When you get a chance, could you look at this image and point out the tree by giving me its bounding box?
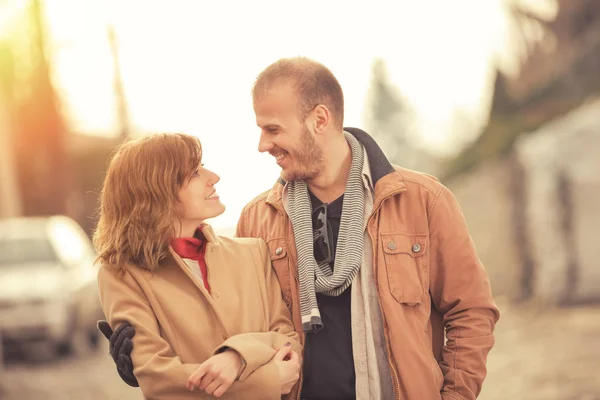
[363,58,421,168]
[7,0,71,216]
[443,0,600,180]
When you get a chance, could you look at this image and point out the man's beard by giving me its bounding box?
[281,125,324,182]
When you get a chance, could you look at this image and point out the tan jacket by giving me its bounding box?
[236,128,500,400]
[97,224,301,400]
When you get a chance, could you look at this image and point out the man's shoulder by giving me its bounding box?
[392,165,446,197]
[240,187,275,215]
[237,183,285,238]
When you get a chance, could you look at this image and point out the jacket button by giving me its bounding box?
[387,242,397,251]
[412,243,421,253]
[275,247,283,255]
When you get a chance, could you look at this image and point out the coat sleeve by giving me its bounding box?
[214,239,302,381]
[428,186,501,400]
[97,265,281,400]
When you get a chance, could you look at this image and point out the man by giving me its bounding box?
[101,57,500,400]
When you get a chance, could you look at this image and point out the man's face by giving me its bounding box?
[253,83,324,182]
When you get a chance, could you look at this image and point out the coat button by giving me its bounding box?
[412,243,422,253]
[275,247,283,255]
[387,242,397,251]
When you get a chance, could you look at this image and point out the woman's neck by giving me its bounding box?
[176,220,202,238]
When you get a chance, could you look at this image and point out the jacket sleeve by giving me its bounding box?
[214,239,302,381]
[97,265,281,400]
[428,186,501,400]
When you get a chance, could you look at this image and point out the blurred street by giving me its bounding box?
[0,335,143,400]
[1,302,599,400]
[480,302,600,400]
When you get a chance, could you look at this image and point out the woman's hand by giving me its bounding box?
[187,349,244,397]
[272,344,301,394]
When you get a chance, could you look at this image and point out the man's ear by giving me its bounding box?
[312,104,331,134]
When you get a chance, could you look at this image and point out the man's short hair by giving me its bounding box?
[253,57,344,129]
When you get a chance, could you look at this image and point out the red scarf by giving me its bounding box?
[170,228,211,293]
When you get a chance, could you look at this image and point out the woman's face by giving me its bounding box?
[177,163,225,226]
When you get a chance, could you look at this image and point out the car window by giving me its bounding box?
[0,238,59,266]
[49,219,95,266]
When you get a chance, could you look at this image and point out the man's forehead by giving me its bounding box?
[254,84,299,126]
[255,81,298,105]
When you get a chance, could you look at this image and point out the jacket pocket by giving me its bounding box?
[381,233,428,305]
[266,237,292,308]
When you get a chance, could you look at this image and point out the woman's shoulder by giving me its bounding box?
[217,235,265,250]
[97,260,154,283]
[202,224,264,249]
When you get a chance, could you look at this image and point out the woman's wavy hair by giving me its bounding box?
[93,133,202,271]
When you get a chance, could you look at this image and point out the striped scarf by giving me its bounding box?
[288,132,365,333]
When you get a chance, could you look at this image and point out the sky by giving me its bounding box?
[7,0,557,231]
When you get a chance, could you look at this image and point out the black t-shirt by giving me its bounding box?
[301,191,355,400]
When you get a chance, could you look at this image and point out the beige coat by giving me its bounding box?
[97,224,301,400]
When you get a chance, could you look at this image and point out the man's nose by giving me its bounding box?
[258,132,273,153]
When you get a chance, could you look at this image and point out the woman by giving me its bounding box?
[94,133,301,399]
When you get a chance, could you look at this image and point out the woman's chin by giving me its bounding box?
[189,202,226,223]
[207,202,226,219]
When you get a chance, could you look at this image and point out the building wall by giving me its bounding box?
[448,97,600,304]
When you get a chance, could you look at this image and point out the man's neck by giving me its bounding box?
[307,132,351,203]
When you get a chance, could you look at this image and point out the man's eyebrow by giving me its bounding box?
[261,123,281,130]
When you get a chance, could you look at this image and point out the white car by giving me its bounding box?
[0,215,103,356]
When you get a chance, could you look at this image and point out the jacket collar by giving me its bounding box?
[198,223,218,244]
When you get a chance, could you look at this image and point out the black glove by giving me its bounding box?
[97,320,139,387]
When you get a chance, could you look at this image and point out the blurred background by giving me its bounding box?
[0,0,599,399]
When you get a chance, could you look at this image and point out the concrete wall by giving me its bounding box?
[448,97,600,304]
[448,158,523,301]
